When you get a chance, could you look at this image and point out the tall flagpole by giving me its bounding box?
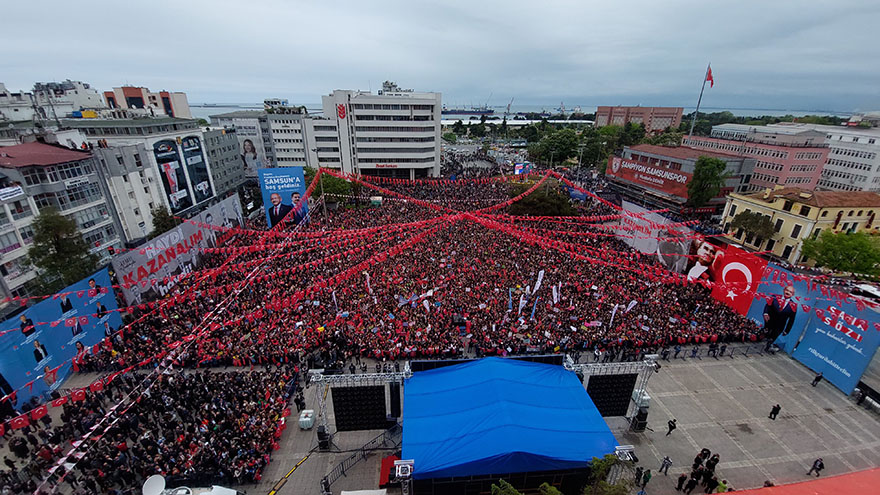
[688,63,711,138]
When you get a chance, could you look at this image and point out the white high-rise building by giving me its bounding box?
[321,81,441,178]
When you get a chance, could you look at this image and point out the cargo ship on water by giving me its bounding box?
[441,105,495,116]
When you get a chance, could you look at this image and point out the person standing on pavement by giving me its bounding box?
[667,418,677,436]
[704,476,719,493]
[811,372,824,387]
[642,469,652,488]
[769,404,781,420]
[716,479,729,492]
[807,458,824,476]
[684,474,699,495]
[676,472,688,491]
[635,466,643,486]
[661,456,673,475]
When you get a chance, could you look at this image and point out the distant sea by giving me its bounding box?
[190,103,852,121]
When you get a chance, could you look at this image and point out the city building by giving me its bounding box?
[203,128,245,195]
[605,144,756,215]
[721,187,880,264]
[754,123,880,192]
[595,106,683,133]
[1,80,106,123]
[0,142,123,301]
[321,80,442,178]
[103,86,193,119]
[210,110,276,176]
[267,108,311,167]
[683,123,829,192]
[63,117,218,225]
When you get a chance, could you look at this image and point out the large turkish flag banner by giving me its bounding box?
[711,246,769,315]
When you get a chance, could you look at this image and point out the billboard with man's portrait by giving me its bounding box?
[258,168,308,229]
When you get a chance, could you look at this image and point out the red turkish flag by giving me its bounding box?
[51,396,69,408]
[71,389,86,401]
[30,405,48,421]
[89,380,104,393]
[710,246,768,315]
[706,65,714,88]
[9,414,30,430]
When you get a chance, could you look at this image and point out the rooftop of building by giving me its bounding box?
[597,105,683,110]
[740,187,880,208]
[209,110,265,119]
[628,143,743,160]
[712,122,825,136]
[0,141,90,168]
[62,117,195,127]
[766,122,880,137]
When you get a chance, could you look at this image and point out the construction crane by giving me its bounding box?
[504,97,514,119]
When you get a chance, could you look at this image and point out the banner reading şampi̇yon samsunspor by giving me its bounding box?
[112,195,243,306]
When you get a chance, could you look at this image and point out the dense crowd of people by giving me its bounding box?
[0,173,772,493]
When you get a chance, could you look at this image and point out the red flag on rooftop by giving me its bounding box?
[706,65,714,88]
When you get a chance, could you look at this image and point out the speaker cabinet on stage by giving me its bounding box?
[317,425,331,449]
[389,382,401,418]
[631,407,648,432]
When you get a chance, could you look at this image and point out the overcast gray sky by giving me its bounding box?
[2,0,878,112]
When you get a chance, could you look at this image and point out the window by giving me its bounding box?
[19,225,34,244]
[774,219,784,232]
[781,245,793,260]
[799,205,811,216]
[821,210,828,217]
[765,239,776,251]
[728,204,737,218]
[0,231,21,253]
[9,200,32,221]
[116,155,124,165]
[812,229,821,240]
[782,200,793,212]
[134,153,143,167]
[791,225,802,238]
[858,210,864,216]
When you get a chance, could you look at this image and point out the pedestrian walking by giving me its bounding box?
[661,456,673,475]
[676,472,688,491]
[769,404,781,420]
[684,475,699,494]
[642,469,652,488]
[666,418,677,436]
[674,344,682,359]
[811,372,823,387]
[806,458,824,476]
[690,346,699,359]
[635,466,644,485]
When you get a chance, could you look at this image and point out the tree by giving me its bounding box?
[442,132,458,143]
[583,455,633,495]
[490,480,562,495]
[197,118,209,127]
[469,124,486,138]
[530,129,580,165]
[620,122,646,147]
[729,211,776,240]
[686,156,729,208]
[508,182,576,216]
[452,120,466,136]
[802,231,880,275]
[27,208,100,293]
[304,167,351,199]
[644,128,684,147]
[150,205,181,239]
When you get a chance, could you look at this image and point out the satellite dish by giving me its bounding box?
[143,474,166,495]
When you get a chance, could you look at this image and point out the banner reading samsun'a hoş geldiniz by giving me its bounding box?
[111,194,242,305]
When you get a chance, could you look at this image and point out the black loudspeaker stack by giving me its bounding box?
[317,425,331,449]
[631,407,648,432]
[389,382,401,418]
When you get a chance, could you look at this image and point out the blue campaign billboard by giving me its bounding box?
[258,168,308,229]
[0,268,122,406]
[746,264,880,393]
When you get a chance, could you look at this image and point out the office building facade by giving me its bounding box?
[203,128,245,195]
[104,86,192,119]
[0,142,123,301]
[683,123,829,191]
[595,106,683,133]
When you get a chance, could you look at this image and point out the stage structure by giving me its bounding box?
[564,354,659,426]
[310,355,658,435]
[310,364,411,432]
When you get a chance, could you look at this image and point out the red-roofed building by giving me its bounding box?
[0,141,121,304]
[605,144,756,215]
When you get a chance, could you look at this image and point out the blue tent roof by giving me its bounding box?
[402,357,618,480]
